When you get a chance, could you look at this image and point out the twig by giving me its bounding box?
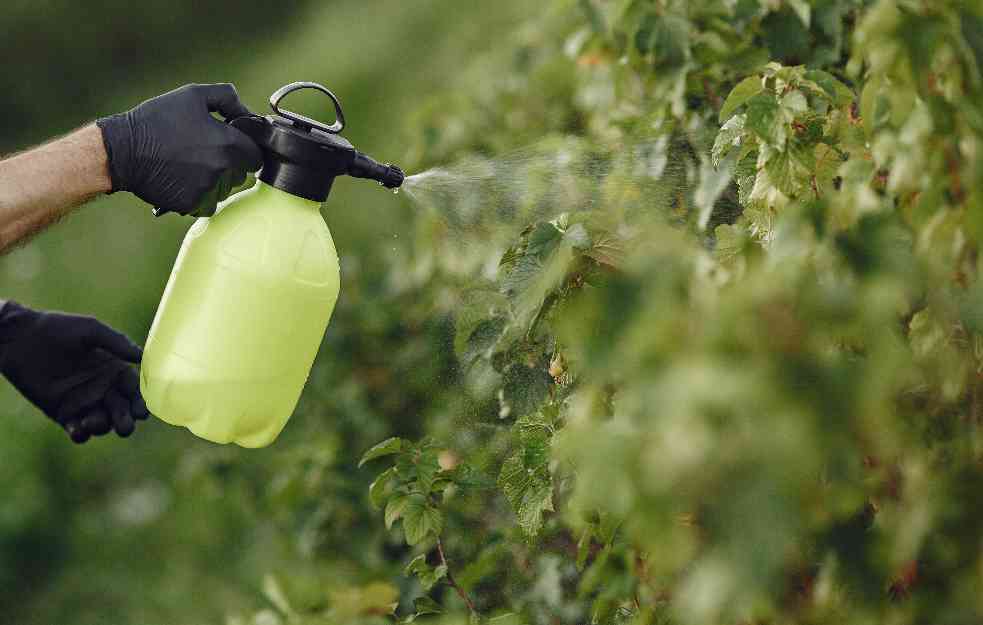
[436,536,478,616]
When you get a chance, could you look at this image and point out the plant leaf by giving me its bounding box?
[405,554,449,592]
[745,92,786,146]
[359,437,404,467]
[781,89,808,114]
[261,574,293,616]
[696,151,738,230]
[413,596,443,616]
[499,364,551,420]
[712,114,746,168]
[385,494,412,530]
[369,466,397,509]
[498,416,555,537]
[788,0,811,27]
[804,69,854,107]
[402,497,443,546]
[719,76,763,123]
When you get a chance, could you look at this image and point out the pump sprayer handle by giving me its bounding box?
[269,82,345,134]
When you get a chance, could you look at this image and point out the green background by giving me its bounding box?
[0,2,528,623]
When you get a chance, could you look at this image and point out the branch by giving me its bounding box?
[436,536,478,615]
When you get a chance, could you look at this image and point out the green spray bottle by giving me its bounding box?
[141,82,404,448]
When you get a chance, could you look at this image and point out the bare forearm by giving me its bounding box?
[0,124,111,252]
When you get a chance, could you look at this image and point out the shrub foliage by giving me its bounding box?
[236,1,983,624]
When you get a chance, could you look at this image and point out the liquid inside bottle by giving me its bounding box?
[140,181,340,447]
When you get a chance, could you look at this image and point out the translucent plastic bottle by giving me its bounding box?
[140,82,403,447]
[141,182,339,447]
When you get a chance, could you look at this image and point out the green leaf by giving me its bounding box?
[576,527,593,571]
[369,467,397,509]
[563,222,591,249]
[499,223,563,301]
[737,172,756,206]
[651,15,690,66]
[405,554,449,592]
[415,449,442,494]
[719,76,763,123]
[764,150,798,197]
[788,0,811,27]
[636,13,689,65]
[745,92,786,146]
[498,418,554,537]
[499,364,551,419]
[634,12,658,54]
[413,596,443,616]
[712,114,746,168]
[585,233,627,269]
[261,574,294,616]
[909,310,945,359]
[526,222,564,259]
[385,494,412,530]
[860,75,884,139]
[328,582,399,620]
[579,0,606,35]
[462,317,507,366]
[804,69,854,107]
[762,11,810,62]
[359,437,404,467]
[697,150,737,230]
[781,90,808,114]
[813,143,843,196]
[402,497,443,546]
[714,221,751,264]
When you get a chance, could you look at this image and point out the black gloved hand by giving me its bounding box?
[0,301,149,443]
[96,83,264,217]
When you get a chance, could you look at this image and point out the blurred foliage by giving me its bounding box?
[4,0,983,624]
[0,0,312,152]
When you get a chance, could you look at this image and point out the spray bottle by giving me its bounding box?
[140,82,404,447]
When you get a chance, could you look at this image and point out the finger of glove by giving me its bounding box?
[81,407,112,436]
[201,83,252,120]
[105,389,135,438]
[64,420,90,444]
[219,124,264,172]
[217,169,248,203]
[117,370,151,421]
[190,181,222,218]
[55,360,127,424]
[82,320,142,363]
[57,382,110,425]
[131,395,151,421]
[117,367,139,396]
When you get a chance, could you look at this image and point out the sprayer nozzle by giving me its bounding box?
[381,163,405,189]
[349,152,405,189]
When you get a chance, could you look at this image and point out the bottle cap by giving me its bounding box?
[231,82,402,202]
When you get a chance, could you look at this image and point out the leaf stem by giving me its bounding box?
[436,536,478,615]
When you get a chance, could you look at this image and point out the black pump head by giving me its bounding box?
[230,82,405,202]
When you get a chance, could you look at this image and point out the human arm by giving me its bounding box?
[0,83,263,253]
[0,125,110,253]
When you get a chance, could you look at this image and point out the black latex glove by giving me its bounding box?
[96,83,264,217]
[0,301,149,444]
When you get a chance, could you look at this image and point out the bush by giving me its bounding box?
[334,1,983,623]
